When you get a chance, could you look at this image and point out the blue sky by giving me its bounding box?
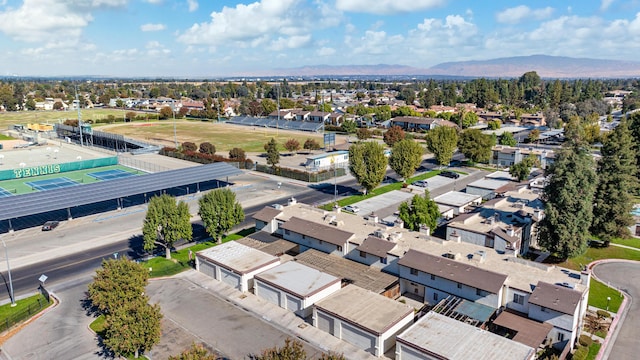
[0,0,639,77]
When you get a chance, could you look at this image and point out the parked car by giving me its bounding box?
[41,221,60,231]
[412,180,429,188]
[343,205,360,213]
[440,171,460,179]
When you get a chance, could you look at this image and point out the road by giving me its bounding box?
[592,262,640,360]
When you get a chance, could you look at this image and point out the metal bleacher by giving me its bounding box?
[227,116,324,132]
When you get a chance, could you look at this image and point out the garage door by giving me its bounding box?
[342,323,376,354]
[257,282,280,306]
[220,268,241,290]
[398,344,428,360]
[285,294,302,313]
[316,312,334,335]
[198,260,216,279]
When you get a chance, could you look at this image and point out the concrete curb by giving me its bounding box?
[588,259,637,360]
[0,292,59,346]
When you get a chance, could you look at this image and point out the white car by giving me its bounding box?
[343,205,360,213]
[412,180,429,188]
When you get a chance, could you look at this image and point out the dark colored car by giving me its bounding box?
[42,221,60,231]
[440,171,460,179]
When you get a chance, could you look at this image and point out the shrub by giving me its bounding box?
[182,142,197,152]
[303,138,321,150]
[372,129,383,136]
[596,310,611,319]
[199,142,216,155]
[578,335,593,347]
[572,346,588,360]
[229,147,246,160]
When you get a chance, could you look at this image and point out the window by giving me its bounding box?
[359,251,366,258]
[433,293,438,301]
[476,288,483,296]
[337,245,342,251]
[410,268,418,276]
[302,235,306,240]
[380,257,387,264]
[541,306,548,313]
[457,283,462,289]
[284,230,290,235]
[557,332,565,342]
[513,293,525,305]
[430,274,435,281]
[319,240,323,245]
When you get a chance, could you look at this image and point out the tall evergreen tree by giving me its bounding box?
[538,118,597,259]
[264,138,280,168]
[591,118,637,240]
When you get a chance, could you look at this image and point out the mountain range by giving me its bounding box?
[259,55,640,78]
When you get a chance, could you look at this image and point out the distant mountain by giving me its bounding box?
[250,55,640,78]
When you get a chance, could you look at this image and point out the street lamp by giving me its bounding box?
[2,238,16,307]
[607,296,611,311]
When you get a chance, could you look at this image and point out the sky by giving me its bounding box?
[0,0,639,77]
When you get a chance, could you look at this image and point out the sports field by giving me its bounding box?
[0,165,141,196]
[100,121,339,152]
[0,109,144,130]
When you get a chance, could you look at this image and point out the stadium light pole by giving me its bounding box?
[173,103,178,148]
[1,238,16,307]
[75,86,84,147]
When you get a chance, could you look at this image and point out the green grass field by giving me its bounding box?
[0,293,52,328]
[0,109,141,129]
[0,134,15,140]
[589,279,622,312]
[556,245,640,271]
[101,120,325,152]
[0,165,141,195]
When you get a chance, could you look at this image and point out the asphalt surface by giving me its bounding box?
[592,262,640,360]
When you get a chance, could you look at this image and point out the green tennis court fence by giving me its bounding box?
[0,157,118,181]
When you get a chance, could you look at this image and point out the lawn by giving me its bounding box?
[0,134,14,140]
[89,314,106,338]
[99,121,325,152]
[0,293,52,330]
[555,245,640,271]
[0,108,141,129]
[610,236,640,249]
[588,279,622,312]
[587,342,602,360]
[320,170,442,210]
[142,228,255,278]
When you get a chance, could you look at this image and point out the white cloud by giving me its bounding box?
[187,0,198,12]
[177,0,332,50]
[145,41,171,56]
[496,5,554,24]
[317,47,336,56]
[352,30,404,55]
[0,0,126,43]
[600,0,615,11]
[141,23,166,32]
[335,0,444,15]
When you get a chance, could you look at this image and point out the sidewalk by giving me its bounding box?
[173,270,380,360]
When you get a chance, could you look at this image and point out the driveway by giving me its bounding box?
[592,262,640,360]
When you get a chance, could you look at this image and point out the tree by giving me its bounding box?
[487,120,501,130]
[356,128,372,140]
[458,129,494,164]
[461,111,479,128]
[264,138,280,168]
[88,258,149,314]
[229,147,246,161]
[125,111,137,122]
[629,112,640,185]
[591,118,636,241]
[169,343,217,360]
[509,154,540,181]
[261,98,276,116]
[425,126,459,166]
[389,139,423,182]
[340,120,357,134]
[53,101,63,110]
[25,98,36,110]
[182,142,197,152]
[103,297,162,359]
[538,118,596,259]
[527,129,540,143]
[159,106,174,119]
[383,126,405,147]
[284,138,300,154]
[198,188,245,244]
[142,194,192,259]
[303,138,321,150]
[348,141,388,194]
[199,142,216,155]
[499,131,517,146]
[398,191,440,232]
[254,338,306,360]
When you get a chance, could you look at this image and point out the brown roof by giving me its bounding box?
[236,231,298,256]
[493,310,553,349]
[252,206,282,223]
[391,116,434,125]
[355,236,396,257]
[528,281,582,315]
[281,217,353,246]
[397,249,508,293]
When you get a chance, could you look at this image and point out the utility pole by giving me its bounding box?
[216,92,221,123]
[2,238,16,307]
[75,86,84,147]
[173,102,178,148]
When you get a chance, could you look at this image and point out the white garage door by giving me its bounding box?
[199,260,216,279]
[317,312,334,335]
[342,323,376,354]
[257,282,280,306]
[398,344,428,360]
[285,294,302,313]
[220,268,241,290]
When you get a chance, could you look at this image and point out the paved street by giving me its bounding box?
[592,262,640,360]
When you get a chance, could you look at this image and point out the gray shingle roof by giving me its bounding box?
[528,281,582,315]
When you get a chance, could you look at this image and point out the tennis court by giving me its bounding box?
[25,177,82,191]
[88,169,137,181]
[0,187,13,198]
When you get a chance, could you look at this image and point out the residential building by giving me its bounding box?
[304,150,349,172]
[389,116,457,132]
[491,145,556,169]
[433,191,482,215]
